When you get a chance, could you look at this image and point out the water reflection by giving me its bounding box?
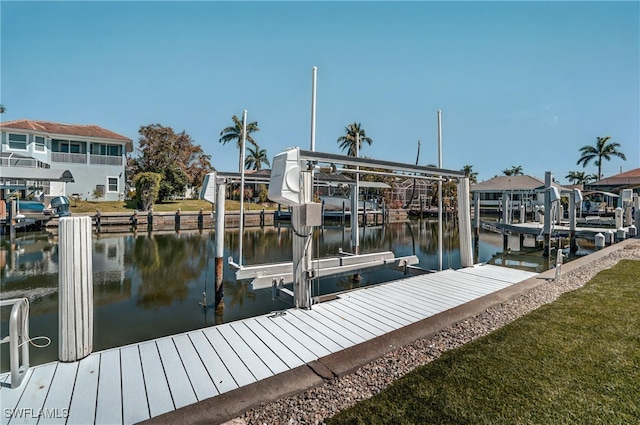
[0,220,589,371]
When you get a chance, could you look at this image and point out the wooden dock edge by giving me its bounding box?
[141,236,639,425]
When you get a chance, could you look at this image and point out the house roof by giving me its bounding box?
[471,175,570,193]
[0,119,133,151]
[588,168,640,188]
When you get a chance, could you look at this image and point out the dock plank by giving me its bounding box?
[319,301,396,334]
[120,345,150,424]
[255,314,332,358]
[330,297,408,330]
[311,303,384,338]
[9,363,56,425]
[297,308,370,345]
[188,332,238,395]
[241,319,307,368]
[66,354,100,425]
[0,370,30,425]
[138,342,174,418]
[202,327,256,388]
[343,288,428,320]
[172,334,218,401]
[95,350,122,425]
[229,322,290,375]
[37,362,78,425]
[252,316,319,363]
[156,338,197,409]
[281,313,345,353]
[216,325,273,381]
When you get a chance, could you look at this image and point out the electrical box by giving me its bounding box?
[621,189,633,203]
[300,202,322,227]
[200,172,216,204]
[268,148,301,206]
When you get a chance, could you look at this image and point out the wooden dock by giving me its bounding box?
[0,265,536,425]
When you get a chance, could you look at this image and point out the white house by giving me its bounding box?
[0,119,132,201]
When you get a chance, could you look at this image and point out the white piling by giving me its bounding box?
[457,178,473,267]
[59,216,93,362]
[604,229,614,245]
[595,232,605,249]
[628,225,637,237]
[614,207,623,229]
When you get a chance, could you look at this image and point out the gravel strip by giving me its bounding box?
[238,243,640,425]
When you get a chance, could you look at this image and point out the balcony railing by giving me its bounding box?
[90,154,123,166]
[51,152,87,164]
[49,152,123,166]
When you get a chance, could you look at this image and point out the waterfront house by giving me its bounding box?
[471,175,570,213]
[0,119,132,202]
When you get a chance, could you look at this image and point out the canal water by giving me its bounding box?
[0,220,593,371]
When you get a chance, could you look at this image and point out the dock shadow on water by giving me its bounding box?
[0,220,592,371]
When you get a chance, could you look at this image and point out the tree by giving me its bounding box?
[337,122,373,156]
[219,114,260,172]
[502,165,523,176]
[565,171,598,185]
[0,104,5,114]
[131,124,212,202]
[245,144,270,170]
[134,172,162,211]
[577,136,626,180]
[460,165,478,184]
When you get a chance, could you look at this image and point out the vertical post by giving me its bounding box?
[310,66,317,152]
[569,190,578,253]
[501,191,509,250]
[198,208,204,231]
[9,199,16,242]
[239,110,248,265]
[634,195,640,230]
[147,208,154,232]
[95,210,101,233]
[59,216,93,362]
[215,177,226,312]
[131,210,138,232]
[437,109,443,271]
[292,172,313,309]
[175,208,181,232]
[351,133,360,255]
[473,192,480,247]
[543,171,552,257]
[457,178,473,267]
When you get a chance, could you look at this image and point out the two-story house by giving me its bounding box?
[0,119,132,201]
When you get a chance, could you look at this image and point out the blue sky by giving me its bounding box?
[2,1,638,183]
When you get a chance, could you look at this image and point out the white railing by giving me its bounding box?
[51,152,87,164]
[0,298,30,388]
[90,154,122,166]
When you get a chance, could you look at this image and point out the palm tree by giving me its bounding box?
[565,170,598,185]
[0,104,5,114]
[460,165,478,184]
[337,122,372,157]
[245,144,270,170]
[219,114,260,172]
[576,136,626,180]
[502,165,523,176]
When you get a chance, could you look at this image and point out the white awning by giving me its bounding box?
[0,167,74,182]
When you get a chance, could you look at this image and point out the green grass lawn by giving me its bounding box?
[328,260,640,424]
[69,199,277,213]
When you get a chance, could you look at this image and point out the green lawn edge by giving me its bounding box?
[328,260,640,425]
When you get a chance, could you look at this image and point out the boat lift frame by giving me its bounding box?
[224,147,474,309]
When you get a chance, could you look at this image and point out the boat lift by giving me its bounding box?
[204,147,474,309]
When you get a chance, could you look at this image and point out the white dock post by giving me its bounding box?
[215,177,226,311]
[569,190,578,253]
[457,177,473,267]
[543,172,552,257]
[59,216,93,362]
[635,195,640,230]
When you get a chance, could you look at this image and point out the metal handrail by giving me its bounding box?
[0,298,30,388]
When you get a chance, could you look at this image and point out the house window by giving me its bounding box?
[107,177,118,192]
[8,133,27,150]
[35,136,46,152]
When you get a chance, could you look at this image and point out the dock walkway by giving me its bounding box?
[0,265,536,425]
